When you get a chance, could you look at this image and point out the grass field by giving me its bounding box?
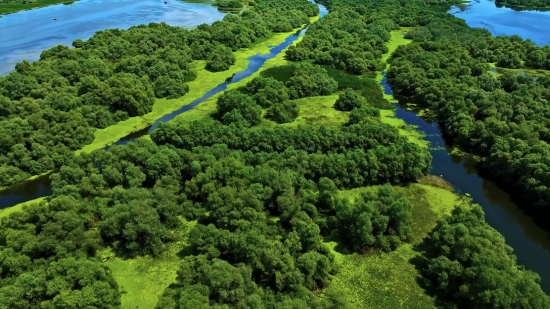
[0,0,73,15]
[104,219,197,309]
[326,183,458,309]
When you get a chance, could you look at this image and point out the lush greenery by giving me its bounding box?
[0,0,318,187]
[418,198,550,308]
[2,0,550,307]
[386,9,550,230]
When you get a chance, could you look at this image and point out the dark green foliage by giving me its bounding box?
[347,105,381,125]
[240,76,289,107]
[205,45,237,72]
[217,0,243,8]
[266,100,300,123]
[335,185,413,252]
[216,89,262,126]
[286,8,389,74]
[286,64,338,99]
[260,64,297,82]
[420,198,550,308]
[496,0,550,8]
[334,88,365,111]
[388,19,550,232]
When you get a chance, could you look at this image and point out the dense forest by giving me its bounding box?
[495,0,550,8]
[0,0,318,187]
[386,7,550,230]
[2,0,550,307]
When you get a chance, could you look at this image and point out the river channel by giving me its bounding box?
[0,0,225,75]
[2,0,550,294]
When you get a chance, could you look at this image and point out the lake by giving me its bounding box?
[0,0,225,75]
[449,0,550,45]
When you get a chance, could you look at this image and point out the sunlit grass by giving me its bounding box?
[104,219,196,309]
[327,183,458,309]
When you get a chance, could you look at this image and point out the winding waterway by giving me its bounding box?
[0,0,225,75]
[2,0,550,294]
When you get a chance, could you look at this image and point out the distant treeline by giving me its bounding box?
[495,0,550,8]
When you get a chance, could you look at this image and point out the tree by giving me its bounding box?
[334,88,365,111]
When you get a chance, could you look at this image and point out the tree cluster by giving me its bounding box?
[420,198,550,308]
[0,0,318,187]
[496,0,550,8]
[214,64,338,126]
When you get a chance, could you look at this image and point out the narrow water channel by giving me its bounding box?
[381,72,550,292]
[0,4,328,209]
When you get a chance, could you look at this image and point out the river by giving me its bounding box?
[2,0,550,294]
[0,0,225,75]
[377,0,550,291]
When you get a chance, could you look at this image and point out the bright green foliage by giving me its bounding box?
[334,88,365,111]
[422,201,550,308]
[335,185,413,252]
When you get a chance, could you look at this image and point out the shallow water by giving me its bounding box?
[0,0,225,75]
[380,74,550,292]
[449,0,550,45]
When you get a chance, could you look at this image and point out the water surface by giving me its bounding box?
[449,0,550,45]
[0,0,225,74]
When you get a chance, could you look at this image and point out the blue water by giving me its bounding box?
[380,74,550,292]
[0,0,225,75]
[449,0,550,46]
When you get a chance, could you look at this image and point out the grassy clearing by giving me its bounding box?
[0,0,74,15]
[105,219,196,309]
[0,197,45,219]
[327,183,458,309]
[256,94,344,128]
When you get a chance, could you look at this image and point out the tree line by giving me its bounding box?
[495,0,550,8]
[0,0,319,187]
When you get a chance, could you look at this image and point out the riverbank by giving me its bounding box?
[0,0,74,15]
